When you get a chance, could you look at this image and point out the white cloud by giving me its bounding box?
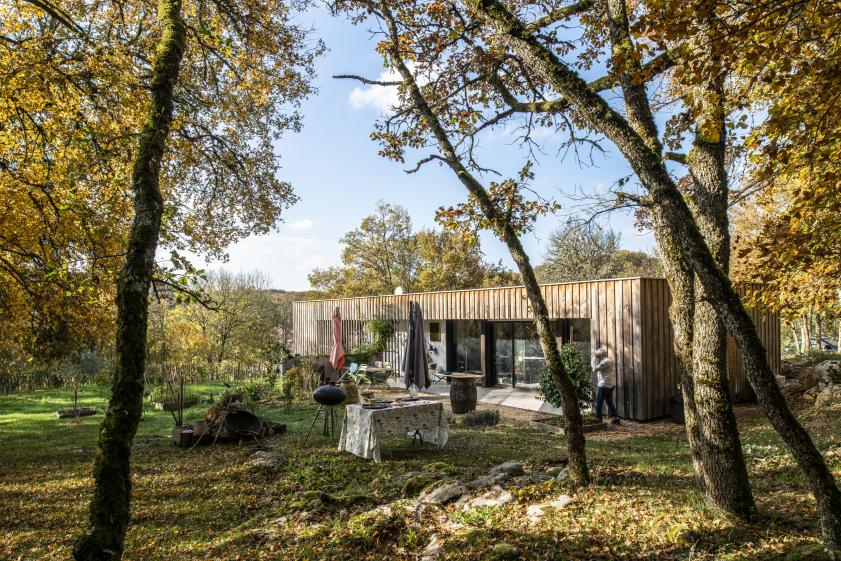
[348,69,401,113]
[287,218,315,230]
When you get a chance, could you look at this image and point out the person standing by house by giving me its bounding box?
[592,347,620,425]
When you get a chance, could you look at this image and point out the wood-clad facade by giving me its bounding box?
[292,278,780,420]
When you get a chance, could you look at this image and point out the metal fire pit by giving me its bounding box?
[223,410,263,439]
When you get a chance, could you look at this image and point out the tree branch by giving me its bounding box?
[333,74,403,86]
[526,0,595,33]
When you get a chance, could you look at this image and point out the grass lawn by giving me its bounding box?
[1,384,840,560]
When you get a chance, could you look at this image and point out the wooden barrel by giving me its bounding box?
[450,375,478,414]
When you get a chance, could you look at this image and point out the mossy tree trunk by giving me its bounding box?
[472,0,841,545]
[604,0,753,516]
[377,0,590,485]
[684,74,755,518]
[73,1,186,559]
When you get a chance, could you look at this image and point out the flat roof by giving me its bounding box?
[295,276,667,305]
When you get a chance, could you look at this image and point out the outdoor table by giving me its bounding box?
[338,400,448,461]
[364,366,393,375]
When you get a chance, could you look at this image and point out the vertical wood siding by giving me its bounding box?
[293,278,780,420]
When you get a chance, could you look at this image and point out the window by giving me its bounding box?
[429,322,441,342]
[454,320,481,372]
[569,318,591,360]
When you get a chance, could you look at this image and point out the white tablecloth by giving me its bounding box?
[338,400,448,461]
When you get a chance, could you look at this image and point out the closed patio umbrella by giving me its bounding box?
[402,301,429,389]
[330,307,345,371]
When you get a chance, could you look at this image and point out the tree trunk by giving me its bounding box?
[685,82,755,518]
[803,314,812,352]
[791,323,801,354]
[502,228,590,484]
[377,0,590,484]
[816,314,822,350]
[654,229,707,482]
[604,0,753,518]
[471,0,841,544]
[73,1,186,559]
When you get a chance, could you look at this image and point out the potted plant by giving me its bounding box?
[364,318,395,362]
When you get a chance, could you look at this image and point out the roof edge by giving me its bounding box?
[294,276,667,305]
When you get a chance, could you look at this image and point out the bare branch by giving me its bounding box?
[405,154,447,173]
[333,73,403,86]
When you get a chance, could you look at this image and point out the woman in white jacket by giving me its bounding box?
[592,347,620,424]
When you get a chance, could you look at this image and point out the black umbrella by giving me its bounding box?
[402,301,430,389]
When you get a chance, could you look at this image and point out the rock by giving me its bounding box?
[421,482,467,504]
[815,360,840,382]
[491,542,520,560]
[531,473,554,482]
[816,385,841,407]
[783,380,803,393]
[421,533,440,561]
[467,473,508,489]
[463,486,514,509]
[248,451,285,469]
[546,466,564,476]
[424,461,459,475]
[526,495,573,522]
[797,369,819,391]
[403,471,439,496]
[554,467,570,481]
[490,461,525,476]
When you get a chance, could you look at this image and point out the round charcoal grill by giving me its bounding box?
[304,384,346,444]
[313,384,346,406]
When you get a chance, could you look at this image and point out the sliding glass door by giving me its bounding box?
[492,319,591,389]
[493,322,545,388]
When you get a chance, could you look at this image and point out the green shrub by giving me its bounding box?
[241,380,268,402]
[461,409,500,427]
[279,361,319,403]
[346,346,375,365]
[364,318,395,354]
[539,343,592,410]
[147,384,201,408]
[264,370,278,394]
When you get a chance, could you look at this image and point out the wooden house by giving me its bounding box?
[292,277,780,420]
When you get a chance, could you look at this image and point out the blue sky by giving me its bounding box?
[207,5,658,291]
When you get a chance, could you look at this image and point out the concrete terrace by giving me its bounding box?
[386,378,563,415]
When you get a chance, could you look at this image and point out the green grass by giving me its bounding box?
[1,384,840,560]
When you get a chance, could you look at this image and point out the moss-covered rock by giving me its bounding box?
[402,471,440,496]
[423,461,459,475]
[491,542,520,560]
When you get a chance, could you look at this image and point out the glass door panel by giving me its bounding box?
[455,320,481,372]
[493,323,514,386]
[514,323,545,388]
